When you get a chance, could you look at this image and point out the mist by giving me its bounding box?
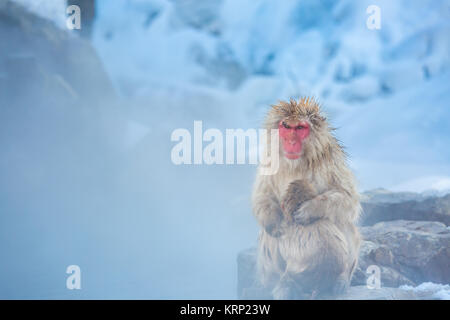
[1,0,449,299]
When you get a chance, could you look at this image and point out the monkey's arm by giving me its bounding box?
[293,188,360,225]
[252,176,286,237]
[281,179,316,223]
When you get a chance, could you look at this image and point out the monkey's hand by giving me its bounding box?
[265,214,289,238]
[281,180,316,223]
[293,189,359,225]
[293,197,325,225]
[253,195,287,238]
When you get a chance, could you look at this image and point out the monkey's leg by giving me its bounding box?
[272,272,306,300]
[257,231,286,290]
[331,222,360,295]
[279,220,356,298]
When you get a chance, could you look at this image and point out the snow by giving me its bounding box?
[88,0,450,298]
[400,282,450,300]
[3,0,450,299]
[10,0,67,28]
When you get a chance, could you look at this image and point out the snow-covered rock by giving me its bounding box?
[90,0,450,193]
[92,0,450,96]
[400,282,450,300]
[337,286,418,300]
[1,0,114,106]
[236,246,448,300]
[360,189,450,226]
[3,0,450,300]
[356,220,450,286]
[238,220,450,299]
[9,0,67,29]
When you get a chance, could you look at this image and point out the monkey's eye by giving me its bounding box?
[282,122,291,129]
[296,125,305,130]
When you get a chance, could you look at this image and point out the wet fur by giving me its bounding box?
[252,97,361,299]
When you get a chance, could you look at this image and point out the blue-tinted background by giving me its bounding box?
[1,0,449,298]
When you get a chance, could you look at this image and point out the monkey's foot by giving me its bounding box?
[272,274,310,300]
[331,278,349,296]
[309,289,319,300]
[272,284,296,300]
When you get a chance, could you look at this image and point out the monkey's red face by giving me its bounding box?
[279,120,310,160]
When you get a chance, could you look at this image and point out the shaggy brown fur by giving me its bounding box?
[252,97,361,299]
[281,180,316,223]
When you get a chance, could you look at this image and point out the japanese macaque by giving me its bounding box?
[252,97,361,299]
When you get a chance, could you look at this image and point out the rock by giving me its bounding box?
[398,282,450,300]
[0,0,115,109]
[352,240,416,288]
[360,189,450,226]
[238,221,450,299]
[337,286,418,300]
[361,188,431,203]
[236,248,423,299]
[357,220,450,286]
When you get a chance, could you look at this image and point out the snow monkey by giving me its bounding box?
[252,97,361,299]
